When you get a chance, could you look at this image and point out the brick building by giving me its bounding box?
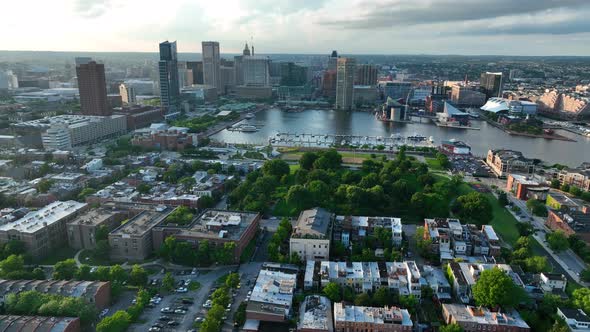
[0,316,81,332]
[442,304,530,332]
[546,209,590,244]
[334,302,413,332]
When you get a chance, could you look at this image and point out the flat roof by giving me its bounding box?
[0,315,79,332]
[292,208,332,238]
[111,205,172,237]
[0,201,87,234]
[443,304,529,329]
[299,295,332,331]
[334,302,412,326]
[68,207,119,227]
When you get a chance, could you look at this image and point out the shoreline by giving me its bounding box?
[481,115,576,142]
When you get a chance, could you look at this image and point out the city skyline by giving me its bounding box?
[2,0,590,56]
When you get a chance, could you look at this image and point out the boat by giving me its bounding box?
[428,136,435,143]
[240,125,258,132]
[245,113,255,119]
[544,129,555,135]
[407,133,427,142]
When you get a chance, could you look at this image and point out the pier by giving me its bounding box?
[269,132,435,149]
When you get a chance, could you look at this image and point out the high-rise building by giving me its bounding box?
[335,57,356,110]
[354,64,378,86]
[202,41,221,92]
[280,62,308,86]
[186,61,203,84]
[480,72,503,100]
[328,50,338,71]
[158,41,180,112]
[76,60,111,116]
[119,83,137,105]
[243,56,270,86]
[234,43,253,86]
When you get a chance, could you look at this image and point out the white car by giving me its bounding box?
[176,287,188,293]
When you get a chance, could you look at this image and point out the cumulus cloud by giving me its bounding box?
[319,0,590,31]
[73,0,112,18]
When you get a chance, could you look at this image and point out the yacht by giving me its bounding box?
[241,125,257,132]
[245,113,255,119]
[407,133,427,142]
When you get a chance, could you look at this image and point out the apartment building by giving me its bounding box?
[546,191,588,211]
[0,279,111,309]
[152,209,260,263]
[334,302,413,332]
[333,215,403,248]
[0,316,80,332]
[108,204,174,261]
[290,208,333,261]
[66,205,128,250]
[557,308,590,332]
[546,209,590,245]
[422,265,452,301]
[0,201,88,258]
[506,174,550,201]
[246,263,298,323]
[424,218,501,261]
[557,167,590,192]
[298,295,334,332]
[486,149,534,177]
[539,273,567,293]
[442,304,530,332]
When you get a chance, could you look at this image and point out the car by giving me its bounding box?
[176,287,188,293]
[152,323,164,328]
[226,303,231,309]
[191,268,197,275]
[176,305,189,311]
[184,280,191,286]
[174,309,187,314]
[203,300,212,308]
[247,290,252,296]
[131,299,137,304]
[194,317,204,323]
[222,315,227,320]
[158,316,171,321]
[90,267,97,273]
[146,303,155,308]
[160,307,173,314]
[167,321,180,326]
[99,309,109,317]
[148,327,161,332]
[181,298,194,304]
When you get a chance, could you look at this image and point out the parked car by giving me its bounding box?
[181,298,194,304]
[167,321,180,326]
[160,307,173,314]
[176,287,188,293]
[158,316,171,321]
[174,309,187,314]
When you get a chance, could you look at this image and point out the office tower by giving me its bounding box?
[234,43,253,86]
[75,57,92,66]
[202,41,221,92]
[119,83,137,105]
[280,62,308,86]
[76,60,111,116]
[158,41,180,112]
[187,61,204,84]
[480,72,503,100]
[177,62,193,88]
[355,64,378,86]
[243,56,270,86]
[335,57,356,110]
[0,71,18,90]
[328,50,338,71]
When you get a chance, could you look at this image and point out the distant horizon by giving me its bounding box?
[2,49,590,58]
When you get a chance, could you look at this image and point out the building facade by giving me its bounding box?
[158,41,180,113]
[202,41,221,92]
[335,58,356,111]
[480,72,503,100]
[290,208,333,261]
[354,64,378,86]
[76,61,110,116]
[334,302,413,332]
[119,83,137,105]
[486,149,534,177]
[442,304,530,332]
[0,316,80,332]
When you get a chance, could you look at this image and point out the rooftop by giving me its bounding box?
[110,205,171,237]
[247,265,297,318]
[0,201,87,234]
[298,295,332,331]
[68,207,119,227]
[334,302,412,326]
[13,114,125,129]
[0,279,108,300]
[443,304,529,329]
[0,315,79,332]
[292,208,332,239]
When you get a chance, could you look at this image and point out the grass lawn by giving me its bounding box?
[484,193,520,246]
[78,249,117,266]
[289,164,300,173]
[425,158,443,170]
[37,246,77,265]
[188,281,201,291]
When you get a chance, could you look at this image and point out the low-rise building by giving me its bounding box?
[0,316,81,332]
[246,263,298,322]
[0,279,111,309]
[108,204,174,261]
[557,307,590,332]
[422,265,452,301]
[131,125,197,151]
[298,295,334,332]
[546,191,588,211]
[66,205,129,250]
[441,139,471,155]
[506,174,550,200]
[290,208,333,261]
[152,209,260,263]
[539,272,567,293]
[333,215,402,248]
[556,166,590,192]
[0,201,88,258]
[447,262,524,303]
[334,302,413,332]
[486,149,534,178]
[442,304,530,332]
[546,209,590,244]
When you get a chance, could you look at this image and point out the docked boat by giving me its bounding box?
[245,113,255,119]
[407,133,427,142]
[241,125,258,132]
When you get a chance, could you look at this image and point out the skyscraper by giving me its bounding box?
[234,43,251,86]
[243,56,270,86]
[480,72,503,100]
[119,83,137,105]
[158,41,180,112]
[187,61,204,84]
[355,64,378,86]
[76,60,111,116]
[335,57,356,110]
[202,41,221,92]
[328,50,338,71]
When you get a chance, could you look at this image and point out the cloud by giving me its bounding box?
[73,0,112,18]
[319,0,590,30]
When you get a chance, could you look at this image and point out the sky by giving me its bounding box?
[3,0,590,55]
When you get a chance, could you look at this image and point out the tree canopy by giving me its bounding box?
[472,267,524,308]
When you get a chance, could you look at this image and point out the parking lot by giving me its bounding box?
[450,155,494,177]
[129,267,233,332]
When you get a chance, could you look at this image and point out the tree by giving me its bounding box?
[94,240,110,260]
[400,295,419,315]
[323,282,342,302]
[561,184,570,192]
[96,310,131,332]
[36,179,54,193]
[436,152,451,169]
[452,192,493,225]
[472,267,523,308]
[550,179,561,189]
[570,186,583,197]
[129,265,148,286]
[373,287,391,306]
[95,266,110,281]
[226,273,240,289]
[581,269,590,282]
[307,180,330,205]
[498,192,509,206]
[162,272,175,291]
[414,226,433,258]
[286,185,313,211]
[547,231,570,252]
[179,176,196,191]
[0,254,25,276]
[52,259,78,280]
[526,199,548,217]
[523,256,550,273]
[262,159,290,178]
[136,183,152,194]
[441,323,464,332]
[78,188,96,201]
[109,265,127,283]
[354,293,372,306]
[573,288,590,315]
[216,242,236,265]
[75,264,92,280]
[31,267,45,280]
[95,225,109,241]
[299,152,319,170]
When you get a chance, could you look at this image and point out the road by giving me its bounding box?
[507,194,588,286]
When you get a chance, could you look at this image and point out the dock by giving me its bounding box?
[269,132,435,149]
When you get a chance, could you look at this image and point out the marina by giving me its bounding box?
[268,132,434,149]
[211,108,590,166]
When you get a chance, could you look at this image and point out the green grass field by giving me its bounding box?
[484,193,520,246]
[425,158,443,170]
